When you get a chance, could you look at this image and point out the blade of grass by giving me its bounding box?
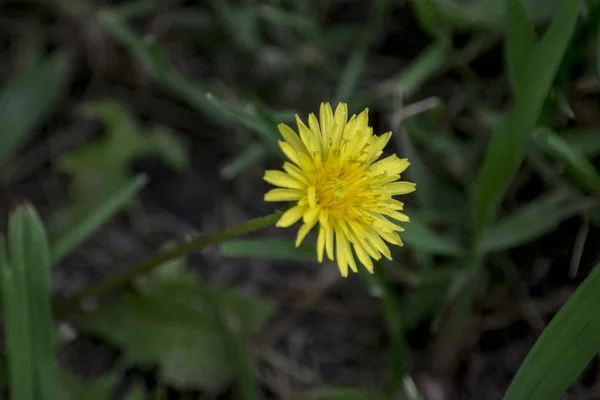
[481,190,597,252]
[503,262,600,400]
[17,205,58,399]
[533,127,600,193]
[399,116,464,211]
[0,237,35,400]
[0,53,69,165]
[335,0,388,101]
[54,212,281,315]
[389,41,450,98]
[358,264,406,396]
[473,0,582,237]
[561,127,600,159]
[504,0,536,93]
[220,143,268,180]
[50,174,148,264]
[220,238,316,261]
[100,10,282,156]
[401,216,463,257]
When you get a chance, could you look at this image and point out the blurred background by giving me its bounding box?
[1,0,600,399]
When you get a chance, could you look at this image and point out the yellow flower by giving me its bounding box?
[263,102,416,277]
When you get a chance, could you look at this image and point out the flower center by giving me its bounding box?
[333,179,348,200]
[312,160,370,217]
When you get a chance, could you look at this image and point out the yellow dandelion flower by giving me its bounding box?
[263,102,416,277]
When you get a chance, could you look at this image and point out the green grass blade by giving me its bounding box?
[335,0,388,101]
[400,116,464,211]
[504,0,536,92]
[401,217,462,257]
[481,190,596,253]
[391,41,449,97]
[220,143,268,180]
[220,238,316,261]
[0,237,35,400]
[15,205,58,399]
[0,53,69,164]
[100,10,283,157]
[562,127,600,159]
[533,127,600,193]
[50,174,148,264]
[473,0,582,236]
[503,262,600,400]
[358,264,407,395]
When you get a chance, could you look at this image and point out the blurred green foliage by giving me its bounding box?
[57,99,188,215]
[2,0,600,398]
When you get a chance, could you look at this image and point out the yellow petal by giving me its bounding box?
[333,102,348,135]
[379,229,403,246]
[380,209,410,222]
[303,205,320,225]
[349,221,381,260]
[370,155,409,178]
[366,230,392,260]
[308,113,322,140]
[352,240,374,273]
[283,162,309,184]
[319,102,334,141]
[325,222,335,261]
[386,181,416,195]
[337,222,358,273]
[279,141,300,165]
[264,188,304,202]
[295,213,319,247]
[335,226,349,277]
[264,170,305,189]
[278,123,306,153]
[366,132,392,160]
[296,114,318,153]
[307,185,317,208]
[317,224,326,263]
[276,205,306,227]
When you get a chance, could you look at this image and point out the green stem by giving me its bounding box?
[54,212,280,316]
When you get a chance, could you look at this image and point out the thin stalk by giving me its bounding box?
[54,212,280,316]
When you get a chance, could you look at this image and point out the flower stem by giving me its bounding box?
[54,212,281,316]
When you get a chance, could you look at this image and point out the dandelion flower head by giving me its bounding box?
[263,102,416,277]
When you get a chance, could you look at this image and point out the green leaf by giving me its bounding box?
[411,0,443,37]
[421,0,565,32]
[0,53,69,164]
[50,175,148,264]
[402,217,462,257]
[220,238,316,262]
[0,237,35,400]
[56,99,187,215]
[481,190,595,252]
[473,0,582,235]
[75,272,275,392]
[3,205,58,400]
[504,263,600,400]
[562,127,600,159]
[504,0,536,93]
[533,127,600,193]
